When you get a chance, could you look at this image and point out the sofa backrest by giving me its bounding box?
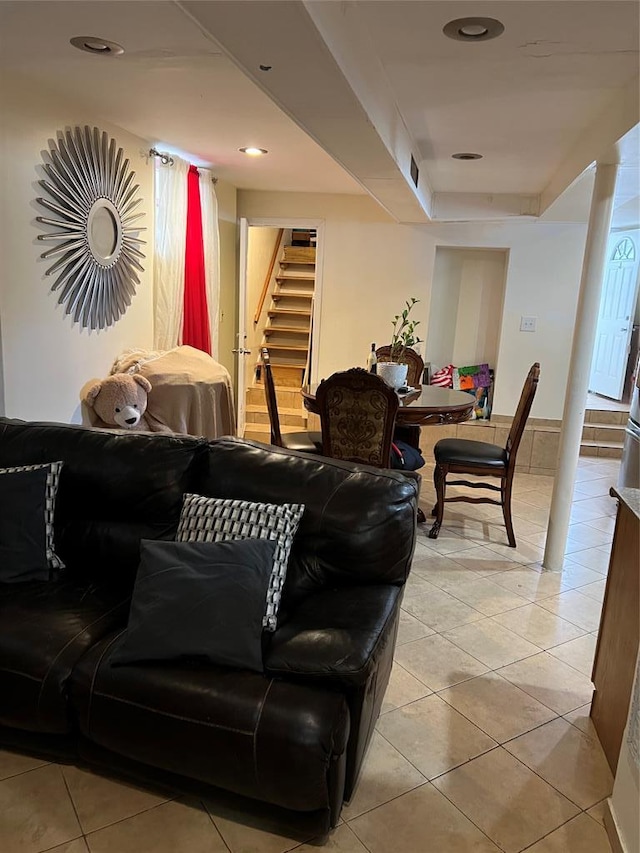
[199,437,419,608]
[0,419,206,588]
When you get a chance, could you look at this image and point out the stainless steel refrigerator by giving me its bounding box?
[618,355,640,489]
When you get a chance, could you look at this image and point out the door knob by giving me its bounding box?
[232,348,251,355]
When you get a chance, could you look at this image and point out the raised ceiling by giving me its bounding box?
[0,0,638,224]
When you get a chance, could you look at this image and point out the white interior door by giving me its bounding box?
[235,218,250,435]
[590,234,640,399]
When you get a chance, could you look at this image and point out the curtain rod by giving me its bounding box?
[148,148,218,183]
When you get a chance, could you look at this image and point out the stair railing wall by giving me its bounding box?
[253,229,285,328]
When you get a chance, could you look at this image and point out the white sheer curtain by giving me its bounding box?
[199,169,221,359]
[153,156,189,350]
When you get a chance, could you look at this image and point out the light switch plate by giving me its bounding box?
[520,316,537,332]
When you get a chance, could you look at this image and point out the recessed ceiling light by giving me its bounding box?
[70,36,124,56]
[443,17,505,42]
[452,152,483,160]
[239,147,268,156]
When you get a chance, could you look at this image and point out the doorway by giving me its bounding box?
[589,232,640,402]
[237,218,324,437]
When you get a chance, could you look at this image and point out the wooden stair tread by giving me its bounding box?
[244,423,306,436]
[276,271,315,280]
[268,308,311,316]
[246,404,305,417]
[265,326,310,334]
[584,422,626,431]
[580,439,625,448]
[266,343,309,351]
[273,290,313,299]
[280,260,316,266]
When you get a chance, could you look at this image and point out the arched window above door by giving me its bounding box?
[612,237,636,262]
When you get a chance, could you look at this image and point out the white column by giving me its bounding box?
[543,162,619,571]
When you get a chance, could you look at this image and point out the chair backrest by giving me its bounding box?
[506,363,540,463]
[376,346,424,387]
[315,367,399,468]
[260,347,283,446]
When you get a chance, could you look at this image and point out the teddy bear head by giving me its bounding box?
[84,373,152,430]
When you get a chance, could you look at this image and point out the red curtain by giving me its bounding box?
[182,165,211,354]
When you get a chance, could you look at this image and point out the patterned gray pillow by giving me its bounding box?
[176,495,305,631]
[0,461,65,575]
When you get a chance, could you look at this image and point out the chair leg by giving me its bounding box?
[502,474,516,547]
[428,463,446,539]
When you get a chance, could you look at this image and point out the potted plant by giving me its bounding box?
[378,298,422,388]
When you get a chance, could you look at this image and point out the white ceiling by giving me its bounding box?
[0,0,638,224]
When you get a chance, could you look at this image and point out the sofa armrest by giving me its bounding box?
[265,585,403,689]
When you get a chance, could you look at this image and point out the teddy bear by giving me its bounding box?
[83,373,153,431]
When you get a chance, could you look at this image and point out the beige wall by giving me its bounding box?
[246,227,281,359]
[0,72,155,423]
[239,190,588,420]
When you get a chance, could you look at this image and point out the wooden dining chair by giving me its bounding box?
[315,367,399,468]
[376,346,424,387]
[428,363,540,547]
[260,348,323,454]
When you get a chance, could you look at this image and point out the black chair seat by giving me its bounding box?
[282,431,323,454]
[434,438,507,469]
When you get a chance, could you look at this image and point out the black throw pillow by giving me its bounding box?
[112,538,277,672]
[0,466,54,582]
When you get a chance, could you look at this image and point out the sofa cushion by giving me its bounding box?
[176,495,305,631]
[112,538,276,672]
[0,419,207,587]
[196,438,419,608]
[0,581,128,733]
[0,462,64,581]
[71,631,350,813]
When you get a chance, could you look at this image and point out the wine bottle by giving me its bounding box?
[367,343,378,374]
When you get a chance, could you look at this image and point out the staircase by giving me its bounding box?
[581,407,628,459]
[244,242,316,442]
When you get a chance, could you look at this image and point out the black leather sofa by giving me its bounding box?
[0,417,418,830]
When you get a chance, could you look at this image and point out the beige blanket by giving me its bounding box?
[82,346,236,439]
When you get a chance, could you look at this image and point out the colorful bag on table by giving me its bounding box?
[452,363,491,391]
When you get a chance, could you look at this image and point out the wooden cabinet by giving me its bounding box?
[591,487,640,772]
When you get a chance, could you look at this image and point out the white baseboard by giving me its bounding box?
[604,798,626,853]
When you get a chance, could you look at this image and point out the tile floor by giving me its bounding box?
[0,457,621,853]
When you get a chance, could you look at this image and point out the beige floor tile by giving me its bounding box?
[63,765,172,834]
[587,799,608,826]
[497,652,594,715]
[0,749,48,781]
[485,540,546,566]
[394,634,488,692]
[448,545,523,576]
[573,477,618,498]
[504,718,613,809]
[432,747,580,853]
[376,694,496,780]
[509,501,551,527]
[0,764,82,853]
[402,587,484,632]
[87,798,227,853]
[442,618,541,669]
[349,782,501,853]
[523,812,612,852]
[584,515,617,535]
[415,529,473,555]
[46,840,90,853]
[206,797,312,853]
[566,523,613,549]
[396,608,434,645]
[569,502,610,523]
[443,576,530,616]
[295,824,369,852]
[548,633,598,676]
[381,663,432,714]
[537,590,603,632]
[493,603,587,649]
[439,672,557,742]
[411,552,485,588]
[563,703,596,735]
[341,732,426,820]
[516,489,552,509]
[565,546,612,574]
[577,579,607,602]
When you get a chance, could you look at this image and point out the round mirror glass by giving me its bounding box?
[87,199,122,264]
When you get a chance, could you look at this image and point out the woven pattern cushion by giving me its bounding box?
[0,462,64,580]
[324,387,391,466]
[176,495,305,631]
[434,438,507,469]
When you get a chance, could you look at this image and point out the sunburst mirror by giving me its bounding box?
[36,126,146,330]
